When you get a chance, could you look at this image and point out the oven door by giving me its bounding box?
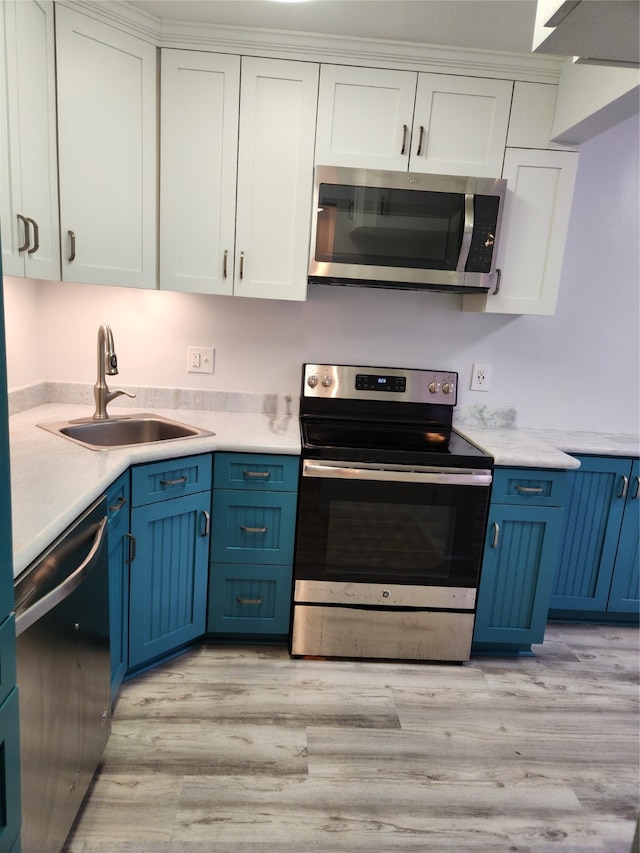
[293,459,492,610]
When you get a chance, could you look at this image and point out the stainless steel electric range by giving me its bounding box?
[290,363,494,663]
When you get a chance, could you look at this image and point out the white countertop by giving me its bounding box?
[9,400,639,580]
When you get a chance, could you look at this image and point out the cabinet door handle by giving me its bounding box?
[239,251,244,279]
[201,510,210,537]
[237,596,263,605]
[125,532,136,564]
[243,470,270,479]
[26,217,39,254]
[223,249,228,278]
[416,125,425,157]
[400,124,408,155]
[618,475,629,499]
[160,476,188,487]
[108,495,128,514]
[17,214,30,252]
[492,268,502,296]
[240,525,267,534]
[491,522,500,548]
[68,230,76,263]
[632,476,640,500]
[515,485,544,494]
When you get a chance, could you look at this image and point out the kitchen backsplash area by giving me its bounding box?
[3,113,639,435]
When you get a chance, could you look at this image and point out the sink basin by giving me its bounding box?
[38,414,214,450]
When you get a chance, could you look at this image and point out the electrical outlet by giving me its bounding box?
[187,346,215,374]
[470,363,492,391]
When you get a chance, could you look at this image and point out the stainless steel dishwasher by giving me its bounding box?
[14,495,111,853]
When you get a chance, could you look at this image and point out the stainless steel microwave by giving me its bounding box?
[308,166,507,294]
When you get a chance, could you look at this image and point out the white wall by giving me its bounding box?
[3,113,639,433]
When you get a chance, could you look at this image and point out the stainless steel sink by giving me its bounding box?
[37,414,214,450]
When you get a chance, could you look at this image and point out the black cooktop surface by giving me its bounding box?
[301,417,493,469]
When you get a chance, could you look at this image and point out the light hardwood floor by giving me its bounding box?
[63,622,639,852]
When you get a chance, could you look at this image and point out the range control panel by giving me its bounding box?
[303,364,458,405]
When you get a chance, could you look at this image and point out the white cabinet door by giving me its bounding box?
[410,74,512,176]
[56,7,157,288]
[462,148,579,315]
[234,57,318,301]
[159,50,240,295]
[315,65,417,170]
[0,0,59,280]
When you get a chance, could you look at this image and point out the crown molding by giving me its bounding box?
[58,0,565,83]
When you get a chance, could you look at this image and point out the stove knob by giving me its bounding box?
[428,381,440,393]
[307,374,319,388]
[321,375,333,388]
[442,382,455,395]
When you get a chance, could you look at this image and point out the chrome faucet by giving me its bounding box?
[93,323,135,420]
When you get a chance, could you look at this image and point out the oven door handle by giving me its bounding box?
[302,460,492,486]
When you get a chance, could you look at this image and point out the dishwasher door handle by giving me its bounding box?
[15,516,108,637]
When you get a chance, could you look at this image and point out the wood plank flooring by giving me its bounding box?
[63,623,639,852]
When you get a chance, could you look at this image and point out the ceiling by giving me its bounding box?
[125,0,541,55]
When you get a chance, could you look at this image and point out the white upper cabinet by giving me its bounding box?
[159,50,240,295]
[56,7,157,288]
[160,53,318,300]
[0,0,60,280]
[233,57,319,301]
[315,65,513,177]
[462,148,579,315]
[315,65,418,171]
[411,74,512,176]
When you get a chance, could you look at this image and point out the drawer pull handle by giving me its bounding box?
[491,522,500,548]
[17,214,30,252]
[619,475,629,499]
[223,248,228,278]
[68,229,76,263]
[108,496,128,513]
[515,486,544,494]
[241,525,267,534]
[416,124,425,157]
[160,476,188,487]
[26,217,39,254]
[632,476,640,500]
[125,533,136,564]
[201,510,210,537]
[237,596,263,605]
[243,470,270,479]
[400,124,408,155]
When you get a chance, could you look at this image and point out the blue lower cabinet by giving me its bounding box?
[128,455,212,670]
[207,563,292,636]
[473,468,567,655]
[209,453,299,640]
[549,456,639,620]
[106,471,131,702]
[0,687,21,853]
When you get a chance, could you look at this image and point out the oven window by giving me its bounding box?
[315,183,465,271]
[295,477,489,588]
[326,500,454,577]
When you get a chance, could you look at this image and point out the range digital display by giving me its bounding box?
[355,373,406,392]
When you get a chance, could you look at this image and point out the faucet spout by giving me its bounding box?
[93,323,135,420]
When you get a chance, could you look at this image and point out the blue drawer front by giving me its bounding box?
[214,452,299,492]
[211,490,297,564]
[208,563,292,635]
[132,453,212,506]
[491,468,568,507]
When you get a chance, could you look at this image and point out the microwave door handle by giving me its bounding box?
[456,194,474,272]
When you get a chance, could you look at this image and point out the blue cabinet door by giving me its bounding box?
[474,504,563,650]
[608,460,639,614]
[106,471,131,701]
[550,456,633,613]
[129,491,210,669]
